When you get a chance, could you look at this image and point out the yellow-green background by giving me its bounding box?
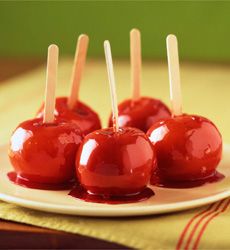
[1,1,230,61]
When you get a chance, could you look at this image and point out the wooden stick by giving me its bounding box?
[104,40,119,132]
[43,44,59,124]
[68,34,89,109]
[130,28,141,100]
[166,34,182,116]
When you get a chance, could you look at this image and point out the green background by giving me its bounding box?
[1,1,230,61]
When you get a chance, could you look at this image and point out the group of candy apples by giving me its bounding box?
[8,29,223,204]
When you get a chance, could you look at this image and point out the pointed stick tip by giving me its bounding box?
[48,44,59,53]
[130,28,140,37]
[78,34,89,43]
[167,34,177,44]
[104,40,110,46]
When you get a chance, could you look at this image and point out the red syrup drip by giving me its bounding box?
[69,184,154,204]
[7,172,75,191]
[150,171,225,189]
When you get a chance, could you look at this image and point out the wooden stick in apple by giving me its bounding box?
[130,28,142,101]
[104,40,119,132]
[68,34,89,109]
[43,44,59,124]
[166,34,182,116]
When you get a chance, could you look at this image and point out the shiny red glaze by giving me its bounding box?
[37,97,101,136]
[76,127,156,197]
[8,118,83,186]
[108,97,171,133]
[147,114,222,184]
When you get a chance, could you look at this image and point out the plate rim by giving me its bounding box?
[1,188,230,217]
[1,143,230,217]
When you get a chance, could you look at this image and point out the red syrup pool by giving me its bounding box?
[150,171,225,189]
[7,171,75,191]
[69,184,155,204]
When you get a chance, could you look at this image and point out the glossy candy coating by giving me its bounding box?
[108,97,171,133]
[76,127,156,197]
[37,97,101,136]
[9,118,83,185]
[147,115,222,184]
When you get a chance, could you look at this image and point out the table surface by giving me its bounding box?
[1,58,230,249]
[0,58,128,249]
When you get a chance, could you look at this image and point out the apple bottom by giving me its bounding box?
[150,154,222,186]
[150,170,225,188]
[7,171,76,190]
[79,172,150,196]
[9,146,77,185]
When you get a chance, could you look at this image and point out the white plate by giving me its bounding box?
[0,144,230,217]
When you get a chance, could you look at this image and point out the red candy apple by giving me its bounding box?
[73,40,156,201]
[37,97,101,136]
[76,127,156,196]
[146,34,223,187]
[147,115,222,184]
[37,35,101,136]
[9,117,83,186]
[108,97,171,132]
[8,44,83,190]
[108,29,171,132]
